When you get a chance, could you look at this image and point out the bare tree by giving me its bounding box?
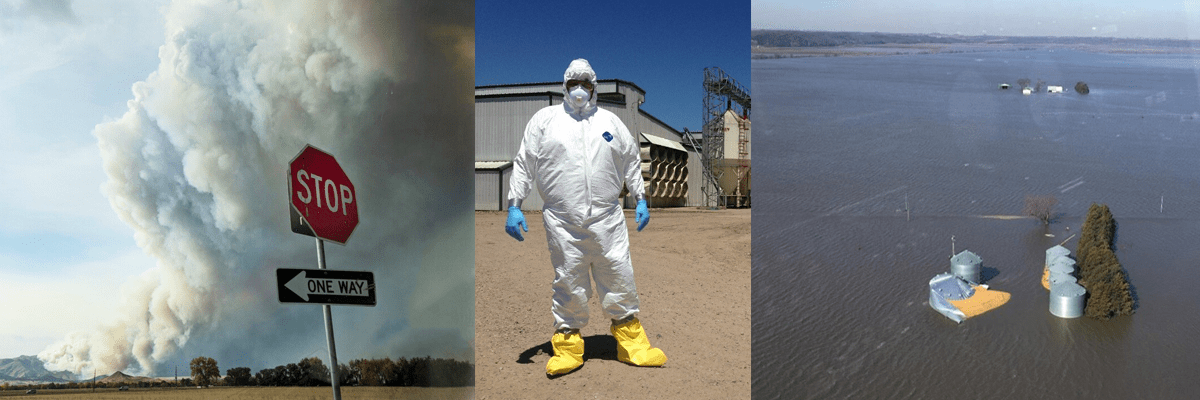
[1024,195,1058,224]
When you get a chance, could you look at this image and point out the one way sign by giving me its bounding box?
[277,269,376,306]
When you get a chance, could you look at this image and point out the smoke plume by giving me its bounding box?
[38,0,474,376]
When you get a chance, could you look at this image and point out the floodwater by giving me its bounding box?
[752,49,1200,399]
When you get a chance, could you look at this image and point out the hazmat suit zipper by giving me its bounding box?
[581,117,592,219]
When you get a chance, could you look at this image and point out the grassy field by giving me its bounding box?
[0,386,474,399]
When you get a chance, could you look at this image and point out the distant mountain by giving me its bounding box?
[96,370,158,384]
[0,356,76,383]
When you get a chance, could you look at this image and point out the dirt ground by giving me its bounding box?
[475,208,750,399]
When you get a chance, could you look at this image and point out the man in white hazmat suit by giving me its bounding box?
[505,58,667,376]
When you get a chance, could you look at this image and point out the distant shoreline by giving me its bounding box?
[751,30,1200,58]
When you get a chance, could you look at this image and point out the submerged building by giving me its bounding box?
[930,250,1010,323]
[1044,245,1086,318]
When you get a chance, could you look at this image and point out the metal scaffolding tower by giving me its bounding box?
[693,67,750,208]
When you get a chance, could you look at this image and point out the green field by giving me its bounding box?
[0,386,473,399]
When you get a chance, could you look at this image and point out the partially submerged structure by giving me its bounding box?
[950,250,982,284]
[1043,245,1086,318]
[1050,282,1087,318]
[929,272,975,323]
[929,250,1010,323]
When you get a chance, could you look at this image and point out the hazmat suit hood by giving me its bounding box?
[562,58,599,116]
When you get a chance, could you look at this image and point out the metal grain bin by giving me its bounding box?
[1046,246,1070,267]
[1050,281,1087,318]
[1050,256,1076,269]
[929,272,974,323]
[1049,261,1076,275]
[1048,271,1077,286]
[951,250,983,284]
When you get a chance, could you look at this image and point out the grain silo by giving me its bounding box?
[1046,245,1070,267]
[1048,271,1077,286]
[1043,246,1073,290]
[1049,281,1087,318]
[1048,259,1075,275]
[950,250,983,284]
[929,272,974,323]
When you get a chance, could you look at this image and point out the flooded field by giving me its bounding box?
[753,49,1200,399]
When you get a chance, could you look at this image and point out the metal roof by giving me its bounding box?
[475,161,513,170]
[476,79,647,96]
[641,133,685,152]
[951,250,981,266]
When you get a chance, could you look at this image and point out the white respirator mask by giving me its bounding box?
[569,85,590,108]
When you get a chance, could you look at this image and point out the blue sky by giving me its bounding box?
[476,0,751,133]
[0,0,168,360]
[753,1,1200,39]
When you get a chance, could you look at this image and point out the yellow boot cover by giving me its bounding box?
[611,318,667,367]
[546,332,584,375]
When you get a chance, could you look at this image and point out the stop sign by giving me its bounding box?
[289,145,358,245]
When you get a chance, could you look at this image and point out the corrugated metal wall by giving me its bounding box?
[475,170,501,211]
[475,96,552,161]
[475,167,544,211]
[686,147,704,207]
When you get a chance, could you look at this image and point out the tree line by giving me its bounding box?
[1076,203,1135,319]
[237,356,473,387]
[1,355,472,392]
[751,30,1200,49]
[2,379,177,391]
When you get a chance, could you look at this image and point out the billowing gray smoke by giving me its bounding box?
[39,0,474,376]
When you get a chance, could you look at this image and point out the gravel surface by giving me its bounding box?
[474,208,750,399]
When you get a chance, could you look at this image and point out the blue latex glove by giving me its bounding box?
[505,206,528,241]
[635,199,649,231]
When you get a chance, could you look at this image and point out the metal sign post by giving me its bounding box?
[280,144,369,400]
[316,238,341,400]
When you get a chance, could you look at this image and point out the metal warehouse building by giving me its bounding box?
[475,80,708,211]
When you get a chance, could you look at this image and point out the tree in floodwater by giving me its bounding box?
[1076,203,1134,320]
[1023,195,1058,225]
[1075,81,1090,94]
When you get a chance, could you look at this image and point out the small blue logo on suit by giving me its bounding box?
[602,131,613,142]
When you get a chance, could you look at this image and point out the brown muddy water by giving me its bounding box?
[753,49,1200,399]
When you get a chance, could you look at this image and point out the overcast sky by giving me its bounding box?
[1,0,474,378]
[753,1,1200,39]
